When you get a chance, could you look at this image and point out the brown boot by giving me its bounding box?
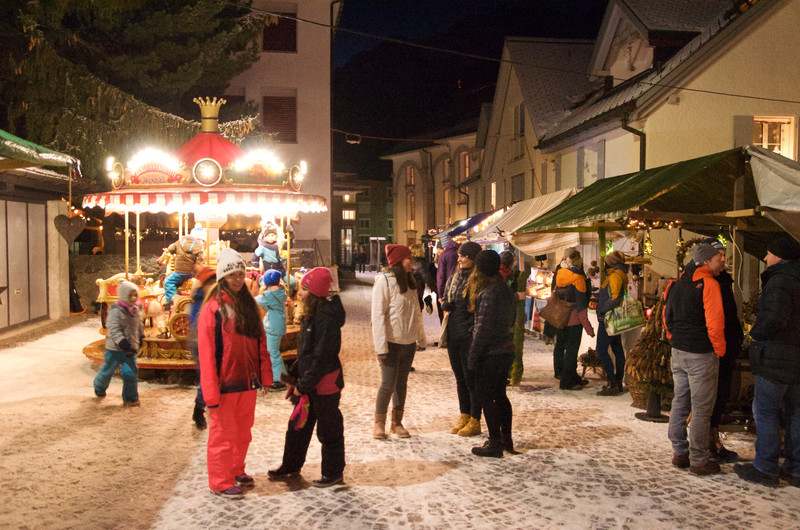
[451,413,470,434]
[373,413,388,440]
[390,409,410,438]
[710,427,738,461]
[457,417,481,437]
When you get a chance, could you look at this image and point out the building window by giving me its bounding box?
[385,202,393,215]
[359,219,370,230]
[441,157,452,183]
[444,190,452,225]
[386,187,393,199]
[514,103,526,137]
[540,161,548,195]
[359,235,369,245]
[262,11,297,52]
[405,166,415,187]
[511,173,525,202]
[342,209,355,220]
[753,117,795,159]
[407,194,415,231]
[340,227,353,266]
[491,182,497,209]
[460,151,470,182]
[262,89,297,143]
[512,103,526,159]
[554,155,562,191]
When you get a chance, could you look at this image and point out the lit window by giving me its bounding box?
[460,152,470,182]
[342,209,355,220]
[407,194,415,231]
[753,117,795,159]
[406,166,415,187]
[491,182,497,208]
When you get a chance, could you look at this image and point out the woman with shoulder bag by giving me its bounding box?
[371,245,427,439]
[552,249,595,391]
[595,250,629,396]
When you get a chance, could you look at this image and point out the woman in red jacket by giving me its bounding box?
[198,248,272,499]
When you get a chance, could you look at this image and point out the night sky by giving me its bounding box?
[331,0,608,177]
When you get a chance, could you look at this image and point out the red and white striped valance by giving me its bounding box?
[82,186,327,216]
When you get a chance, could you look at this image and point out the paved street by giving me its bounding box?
[2,273,798,529]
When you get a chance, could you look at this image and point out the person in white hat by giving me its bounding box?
[197,248,271,499]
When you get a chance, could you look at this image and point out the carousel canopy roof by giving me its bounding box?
[82,186,327,216]
[174,132,244,168]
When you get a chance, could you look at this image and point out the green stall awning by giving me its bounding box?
[0,128,79,171]
[516,148,751,233]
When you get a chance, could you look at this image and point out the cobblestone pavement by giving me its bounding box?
[148,274,799,530]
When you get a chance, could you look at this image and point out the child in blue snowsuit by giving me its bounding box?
[255,269,288,389]
[94,280,144,406]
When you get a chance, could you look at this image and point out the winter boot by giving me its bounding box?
[451,413,470,434]
[390,409,410,438]
[192,404,207,430]
[710,427,738,461]
[373,413,388,440]
[471,439,503,458]
[500,420,521,454]
[457,417,481,437]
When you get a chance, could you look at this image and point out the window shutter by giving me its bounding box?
[262,95,297,143]
[554,155,562,191]
[262,13,297,52]
[733,116,754,148]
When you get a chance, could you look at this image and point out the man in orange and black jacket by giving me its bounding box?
[664,242,726,477]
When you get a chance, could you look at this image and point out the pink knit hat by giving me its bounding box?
[300,267,332,298]
[385,244,412,267]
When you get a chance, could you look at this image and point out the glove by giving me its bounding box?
[118,338,132,353]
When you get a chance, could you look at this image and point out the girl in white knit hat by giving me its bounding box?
[197,248,272,499]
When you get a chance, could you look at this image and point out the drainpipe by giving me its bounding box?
[621,114,646,171]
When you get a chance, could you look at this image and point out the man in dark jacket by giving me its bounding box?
[734,234,800,488]
[664,243,726,476]
[700,238,743,461]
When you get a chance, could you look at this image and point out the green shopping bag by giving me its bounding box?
[604,293,646,336]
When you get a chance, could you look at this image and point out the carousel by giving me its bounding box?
[81,97,327,369]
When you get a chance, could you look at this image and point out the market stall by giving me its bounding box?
[512,145,800,415]
[81,98,327,369]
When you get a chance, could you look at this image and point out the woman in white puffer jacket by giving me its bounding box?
[371,244,427,439]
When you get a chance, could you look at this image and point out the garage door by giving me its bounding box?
[0,200,49,330]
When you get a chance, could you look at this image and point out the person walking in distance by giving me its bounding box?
[734,234,800,487]
[371,244,427,439]
[664,243,726,476]
[93,280,143,407]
